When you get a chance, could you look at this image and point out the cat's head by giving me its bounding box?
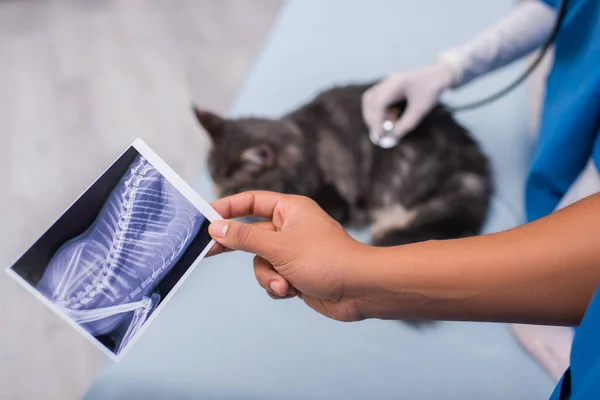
[194,107,317,197]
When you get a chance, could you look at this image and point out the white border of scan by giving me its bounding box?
[5,138,222,362]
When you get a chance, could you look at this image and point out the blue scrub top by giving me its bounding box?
[549,288,600,399]
[526,0,600,222]
[530,1,600,399]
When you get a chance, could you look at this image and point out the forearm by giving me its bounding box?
[437,0,556,87]
[352,194,600,325]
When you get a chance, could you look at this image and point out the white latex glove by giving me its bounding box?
[362,62,454,146]
[363,0,556,148]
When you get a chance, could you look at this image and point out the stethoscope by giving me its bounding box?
[376,0,569,149]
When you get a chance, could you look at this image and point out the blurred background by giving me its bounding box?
[0,1,556,399]
[0,1,281,398]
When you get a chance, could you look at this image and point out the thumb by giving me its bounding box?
[391,102,429,139]
[208,219,278,256]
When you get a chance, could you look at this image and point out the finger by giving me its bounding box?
[206,221,276,257]
[206,242,230,257]
[300,295,337,319]
[391,101,429,139]
[209,219,281,256]
[266,291,297,300]
[364,97,388,135]
[361,88,381,129]
[364,87,407,141]
[250,220,277,232]
[253,255,291,297]
[300,295,355,322]
[211,191,287,221]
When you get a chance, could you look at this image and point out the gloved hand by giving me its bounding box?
[363,0,556,148]
[362,62,454,145]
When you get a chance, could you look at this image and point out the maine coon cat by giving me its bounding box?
[193,83,492,247]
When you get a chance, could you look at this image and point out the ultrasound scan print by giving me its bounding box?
[9,148,213,358]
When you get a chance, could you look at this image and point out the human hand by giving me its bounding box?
[362,62,454,145]
[207,191,369,322]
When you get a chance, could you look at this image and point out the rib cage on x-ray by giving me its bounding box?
[36,155,205,354]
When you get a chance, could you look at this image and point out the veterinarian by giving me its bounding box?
[208,190,599,399]
[361,0,600,389]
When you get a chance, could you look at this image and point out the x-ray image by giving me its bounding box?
[7,139,220,361]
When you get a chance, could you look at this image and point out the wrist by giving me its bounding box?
[434,54,462,89]
[345,240,466,321]
[344,243,417,320]
[434,2,556,89]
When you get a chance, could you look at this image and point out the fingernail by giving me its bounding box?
[269,281,281,296]
[209,220,229,238]
[368,130,380,144]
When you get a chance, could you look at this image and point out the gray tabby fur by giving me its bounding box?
[194,83,492,248]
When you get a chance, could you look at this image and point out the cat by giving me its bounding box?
[193,83,492,247]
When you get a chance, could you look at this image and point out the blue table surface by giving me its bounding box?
[85,1,554,399]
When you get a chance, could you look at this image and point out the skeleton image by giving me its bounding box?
[36,155,205,354]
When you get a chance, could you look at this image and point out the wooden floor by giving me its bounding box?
[0,1,281,399]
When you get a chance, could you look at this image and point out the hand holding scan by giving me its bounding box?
[208,191,367,322]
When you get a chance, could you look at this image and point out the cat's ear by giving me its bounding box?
[193,106,225,141]
[241,144,275,167]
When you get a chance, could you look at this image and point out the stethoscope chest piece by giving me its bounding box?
[369,119,399,149]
